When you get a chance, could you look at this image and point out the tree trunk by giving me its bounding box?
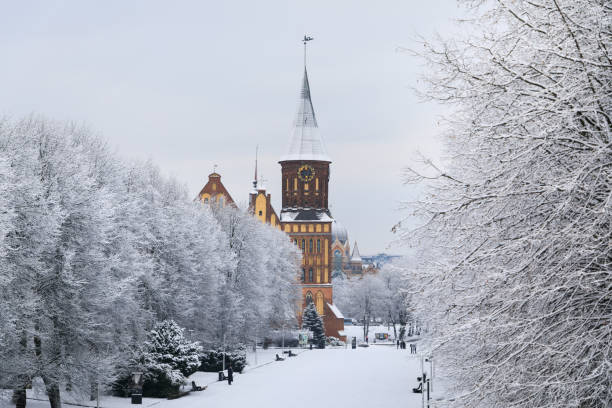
[44,379,62,408]
[12,389,26,408]
[90,383,97,401]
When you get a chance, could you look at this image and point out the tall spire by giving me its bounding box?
[253,145,258,190]
[351,241,362,262]
[280,37,331,163]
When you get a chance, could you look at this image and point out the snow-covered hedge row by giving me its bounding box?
[0,117,300,405]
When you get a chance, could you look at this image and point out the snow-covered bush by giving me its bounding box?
[114,320,201,397]
[199,344,247,373]
[325,336,345,347]
[144,320,202,377]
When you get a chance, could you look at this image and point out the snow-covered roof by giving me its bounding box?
[327,302,344,319]
[280,208,333,222]
[279,68,331,163]
[351,242,362,262]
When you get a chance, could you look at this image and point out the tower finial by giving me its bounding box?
[303,35,314,68]
[253,145,258,189]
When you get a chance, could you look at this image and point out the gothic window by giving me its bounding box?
[315,292,324,315]
[309,239,313,253]
[294,178,298,191]
[286,178,289,191]
[317,239,321,253]
[306,291,313,304]
[308,268,313,282]
[301,268,305,282]
[316,178,319,190]
[302,239,305,251]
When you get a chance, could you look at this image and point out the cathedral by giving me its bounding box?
[198,59,349,341]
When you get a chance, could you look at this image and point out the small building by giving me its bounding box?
[197,172,235,207]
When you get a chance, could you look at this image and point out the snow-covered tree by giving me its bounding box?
[400,1,611,406]
[301,303,325,347]
[0,116,302,405]
[144,320,201,377]
[334,274,385,340]
[377,262,410,339]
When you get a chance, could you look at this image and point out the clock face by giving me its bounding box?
[298,164,315,182]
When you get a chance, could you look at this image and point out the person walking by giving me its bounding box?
[414,343,417,354]
[396,339,400,349]
[227,365,234,385]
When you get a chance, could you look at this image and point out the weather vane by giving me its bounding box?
[303,34,314,67]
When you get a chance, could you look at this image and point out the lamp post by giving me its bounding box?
[222,333,226,372]
[281,324,285,352]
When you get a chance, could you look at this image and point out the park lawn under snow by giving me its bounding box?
[13,344,430,408]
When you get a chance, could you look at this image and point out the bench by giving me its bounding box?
[191,381,207,391]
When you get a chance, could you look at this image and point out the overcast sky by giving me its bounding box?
[1,0,463,255]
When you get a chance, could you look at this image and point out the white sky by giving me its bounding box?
[0,0,463,254]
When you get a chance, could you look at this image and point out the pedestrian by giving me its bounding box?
[227,365,233,385]
[366,336,369,344]
[414,343,417,354]
[410,343,414,354]
[396,339,399,349]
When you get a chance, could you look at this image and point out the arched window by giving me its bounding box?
[317,239,321,253]
[315,292,324,316]
[306,291,313,304]
[309,239,313,253]
[301,268,305,282]
[308,268,313,282]
[301,239,305,251]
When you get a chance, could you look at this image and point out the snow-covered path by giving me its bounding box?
[12,345,427,408]
[161,345,423,408]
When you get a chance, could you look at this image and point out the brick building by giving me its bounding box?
[198,63,346,342]
[276,66,345,341]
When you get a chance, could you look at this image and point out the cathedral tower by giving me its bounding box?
[279,51,344,340]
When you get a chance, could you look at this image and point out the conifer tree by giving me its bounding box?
[301,303,325,348]
[144,320,202,377]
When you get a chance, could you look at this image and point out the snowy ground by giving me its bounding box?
[6,343,436,408]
